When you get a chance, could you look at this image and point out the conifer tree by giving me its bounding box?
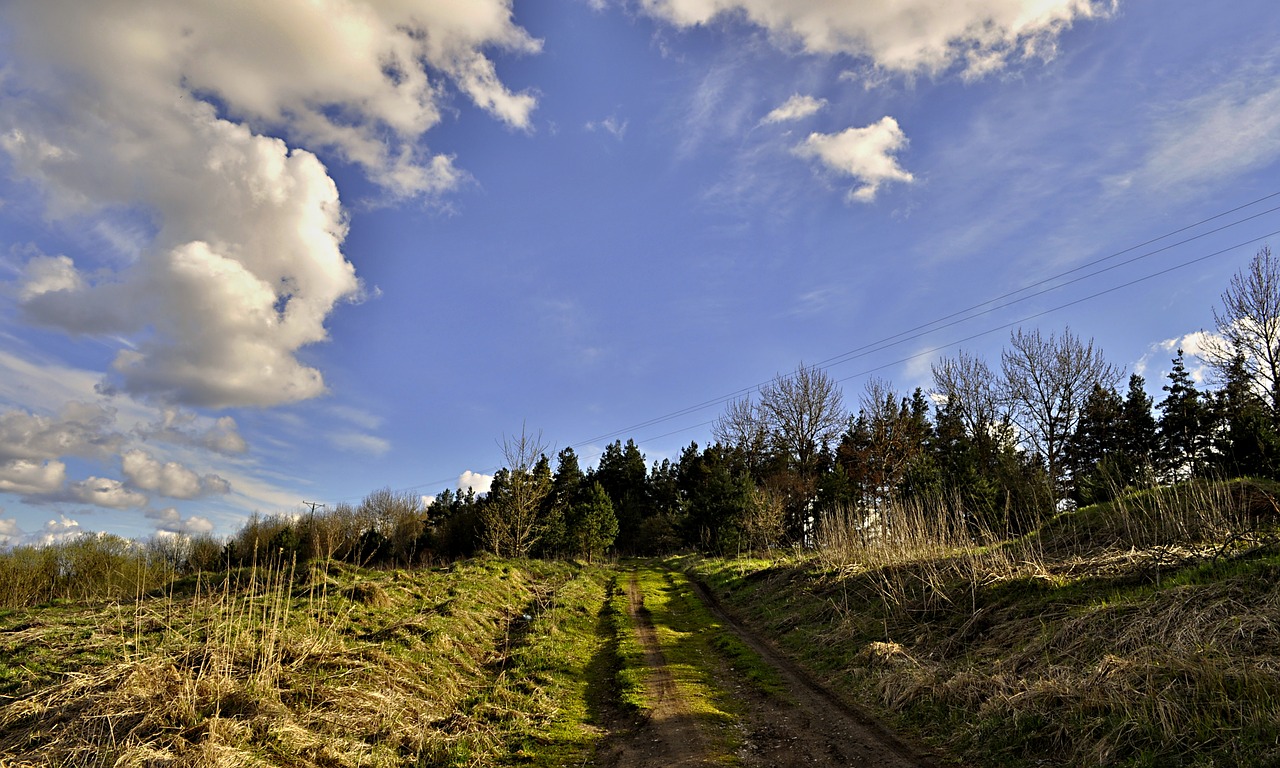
[594,439,649,552]
[537,447,584,557]
[568,481,618,562]
[1213,352,1279,477]
[1157,350,1212,480]
[1121,373,1159,481]
[1068,383,1125,505]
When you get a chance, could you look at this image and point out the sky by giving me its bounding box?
[2,0,1280,546]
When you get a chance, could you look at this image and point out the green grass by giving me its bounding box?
[684,479,1280,767]
[601,573,650,715]
[613,560,791,763]
[0,557,616,768]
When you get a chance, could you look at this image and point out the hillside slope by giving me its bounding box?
[688,479,1280,767]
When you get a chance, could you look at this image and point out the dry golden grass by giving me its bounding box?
[694,478,1280,766]
[0,557,611,768]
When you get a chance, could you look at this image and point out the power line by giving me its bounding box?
[574,194,1280,447]
[334,194,1280,503]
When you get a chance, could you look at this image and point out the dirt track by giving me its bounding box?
[595,570,940,768]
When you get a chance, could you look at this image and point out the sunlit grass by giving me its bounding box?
[689,478,1280,767]
[0,556,613,767]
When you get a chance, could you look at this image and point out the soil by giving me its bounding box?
[593,572,942,768]
[593,575,714,767]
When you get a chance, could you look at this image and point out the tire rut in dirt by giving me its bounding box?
[592,574,717,768]
[689,577,943,768]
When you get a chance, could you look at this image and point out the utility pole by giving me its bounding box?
[303,500,325,520]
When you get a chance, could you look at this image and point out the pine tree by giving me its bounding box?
[1068,383,1125,505]
[678,442,755,552]
[1157,350,1212,480]
[1213,352,1280,477]
[595,439,649,551]
[568,481,618,562]
[1120,373,1158,482]
[537,447,584,557]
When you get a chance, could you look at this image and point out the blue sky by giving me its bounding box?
[2,0,1280,545]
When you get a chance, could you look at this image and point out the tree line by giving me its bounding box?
[156,245,1280,568]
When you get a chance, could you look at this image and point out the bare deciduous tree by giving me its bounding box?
[711,393,770,473]
[757,363,846,475]
[1001,327,1120,501]
[850,377,929,507]
[481,424,551,557]
[1204,245,1280,419]
[931,349,1002,440]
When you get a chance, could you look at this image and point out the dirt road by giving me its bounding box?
[595,569,940,768]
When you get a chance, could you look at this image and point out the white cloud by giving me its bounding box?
[1124,77,1280,194]
[68,476,148,509]
[0,0,540,409]
[0,459,67,496]
[642,0,1110,78]
[137,410,249,455]
[18,254,83,302]
[586,115,629,139]
[147,507,215,537]
[793,117,914,202]
[26,515,84,547]
[0,518,20,548]
[330,432,392,457]
[1136,332,1217,386]
[459,470,494,495]
[762,94,827,124]
[0,402,123,462]
[121,449,230,499]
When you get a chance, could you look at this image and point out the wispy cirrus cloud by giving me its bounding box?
[761,94,827,125]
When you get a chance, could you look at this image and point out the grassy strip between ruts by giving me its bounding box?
[601,573,650,715]
[0,556,614,768]
[618,560,789,762]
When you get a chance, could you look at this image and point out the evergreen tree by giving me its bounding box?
[1068,383,1125,505]
[1157,350,1212,480]
[1213,352,1280,477]
[678,442,755,552]
[537,447,584,557]
[639,458,684,553]
[568,481,618,562]
[1120,373,1159,482]
[594,439,649,551]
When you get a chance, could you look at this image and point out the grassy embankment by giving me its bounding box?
[0,553,784,767]
[0,556,616,767]
[688,478,1280,767]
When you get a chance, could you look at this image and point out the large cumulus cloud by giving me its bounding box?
[642,0,1111,78]
[1,0,539,409]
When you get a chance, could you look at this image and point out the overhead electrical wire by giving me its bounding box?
[331,193,1280,504]
[578,227,1280,459]
[572,193,1280,448]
